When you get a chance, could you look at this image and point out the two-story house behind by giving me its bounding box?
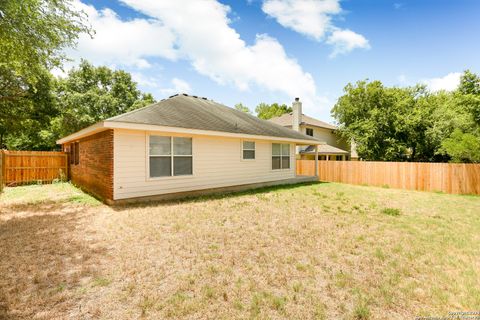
[268,98,358,161]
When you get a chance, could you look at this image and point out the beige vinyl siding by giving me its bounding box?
[113,129,296,200]
[300,125,349,151]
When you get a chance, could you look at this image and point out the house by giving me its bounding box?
[268,98,358,161]
[56,94,323,204]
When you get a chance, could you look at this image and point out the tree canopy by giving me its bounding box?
[255,103,292,120]
[234,103,251,114]
[0,0,91,148]
[53,60,156,139]
[2,60,156,150]
[332,70,480,163]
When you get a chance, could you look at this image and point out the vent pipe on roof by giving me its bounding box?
[292,97,302,132]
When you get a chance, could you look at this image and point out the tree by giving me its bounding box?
[440,129,480,163]
[332,80,412,161]
[0,0,91,91]
[0,69,58,149]
[0,0,91,149]
[53,60,156,138]
[332,70,480,163]
[234,103,251,114]
[458,70,480,95]
[255,103,292,120]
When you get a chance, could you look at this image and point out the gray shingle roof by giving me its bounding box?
[268,112,337,130]
[301,144,349,155]
[107,94,320,142]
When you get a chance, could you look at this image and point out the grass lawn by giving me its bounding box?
[0,182,479,319]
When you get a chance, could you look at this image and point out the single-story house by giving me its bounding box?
[268,98,358,161]
[57,94,323,204]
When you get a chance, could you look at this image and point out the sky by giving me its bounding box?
[62,0,480,122]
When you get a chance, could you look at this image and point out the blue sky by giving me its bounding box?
[67,0,480,121]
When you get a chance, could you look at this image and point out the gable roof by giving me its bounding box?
[268,112,337,130]
[301,144,349,155]
[57,94,322,144]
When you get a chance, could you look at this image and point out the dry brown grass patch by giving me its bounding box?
[1,182,479,319]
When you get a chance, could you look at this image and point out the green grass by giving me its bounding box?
[381,207,401,216]
[0,182,100,206]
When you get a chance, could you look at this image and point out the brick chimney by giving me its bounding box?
[292,97,302,132]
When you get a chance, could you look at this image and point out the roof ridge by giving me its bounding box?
[107,93,190,121]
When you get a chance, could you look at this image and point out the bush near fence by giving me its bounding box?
[296,160,480,195]
[0,150,68,187]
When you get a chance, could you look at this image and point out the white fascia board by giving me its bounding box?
[56,122,106,144]
[105,121,324,145]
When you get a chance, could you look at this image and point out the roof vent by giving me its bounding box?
[202,97,207,100]
[169,94,178,98]
[193,95,198,98]
[182,93,188,96]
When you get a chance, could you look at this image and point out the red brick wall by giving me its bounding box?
[63,130,114,201]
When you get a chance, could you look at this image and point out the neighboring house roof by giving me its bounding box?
[301,144,349,155]
[268,113,337,130]
[57,94,322,145]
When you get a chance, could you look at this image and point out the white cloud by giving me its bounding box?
[160,78,192,96]
[116,0,321,112]
[68,0,177,68]
[65,0,327,116]
[326,29,370,57]
[422,72,462,92]
[262,0,340,40]
[261,0,369,56]
[397,74,408,84]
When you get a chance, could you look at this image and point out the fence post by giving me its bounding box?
[0,150,4,192]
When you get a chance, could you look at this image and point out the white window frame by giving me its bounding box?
[241,140,256,161]
[147,133,194,181]
[271,143,291,170]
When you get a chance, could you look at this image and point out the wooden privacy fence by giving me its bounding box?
[296,160,480,195]
[1,150,68,187]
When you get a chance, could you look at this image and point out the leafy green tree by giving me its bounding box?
[255,103,292,120]
[436,70,480,162]
[53,60,156,138]
[0,0,91,89]
[234,103,251,114]
[0,0,91,149]
[1,70,58,149]
[332,80,411,161]
[441,129,480,163]
[458,70,480,96]
[332,70,480,163]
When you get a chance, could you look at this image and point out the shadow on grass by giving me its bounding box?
[0,200,85,216]
[112,181,327,211]
[0,207,106,319]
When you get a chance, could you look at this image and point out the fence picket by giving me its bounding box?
[1,151,68,187]
[296,160,480,195]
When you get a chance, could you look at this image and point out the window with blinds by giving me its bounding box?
[149,136,192,177]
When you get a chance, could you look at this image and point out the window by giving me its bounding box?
[69,143,74,165]
[336,155,343,161]
[319,155,327,161]
[272,143,290,170]
[74,142,79,165]
[70,142,79,165]
[242,141,255,160]
[149,136,192,178]
[306,128,314,136]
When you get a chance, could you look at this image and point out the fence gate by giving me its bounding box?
[1,150,69,187]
